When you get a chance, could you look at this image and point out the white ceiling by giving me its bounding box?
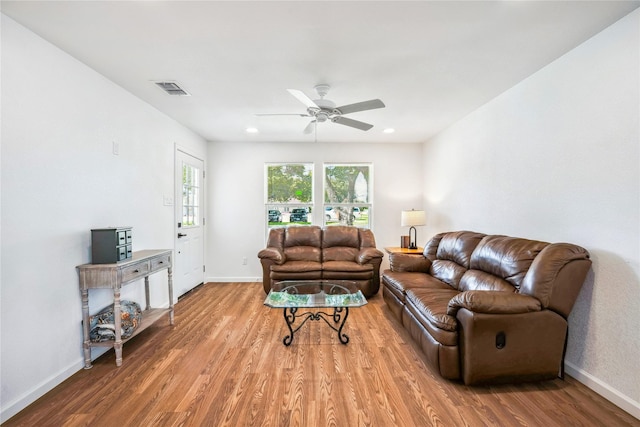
[3,1,639,143]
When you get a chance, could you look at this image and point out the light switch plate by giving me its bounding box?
[163,195,174,206]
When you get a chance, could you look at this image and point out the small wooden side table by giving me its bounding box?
[384,246,424,255]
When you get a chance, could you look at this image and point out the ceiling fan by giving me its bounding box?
[258,84,385,134]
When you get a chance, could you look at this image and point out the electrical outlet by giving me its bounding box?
[163,195,174,206]
[242,257,247,265]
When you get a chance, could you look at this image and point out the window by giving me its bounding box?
[182,162,201,227]
[265,163,313,227]
[324,163,372,228]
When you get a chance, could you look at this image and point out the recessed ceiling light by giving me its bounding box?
[383,128,395,134]
[246,127,259,133]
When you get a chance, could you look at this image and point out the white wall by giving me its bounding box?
[4,4,637,422]
[423,10,639,418]
[205,141,424,282]
[0,15,207,421]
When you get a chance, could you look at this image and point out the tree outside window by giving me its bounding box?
[324,164,372,228]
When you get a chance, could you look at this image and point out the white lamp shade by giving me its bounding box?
[401,209,426,227]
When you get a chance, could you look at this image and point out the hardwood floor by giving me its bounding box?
[4,282,638,426]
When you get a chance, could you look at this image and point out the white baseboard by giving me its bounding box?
[565,361,640,421]
[1,358,84,423]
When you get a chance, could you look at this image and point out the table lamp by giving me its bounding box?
[401,209,426,249]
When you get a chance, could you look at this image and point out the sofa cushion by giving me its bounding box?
[405,288,460,346]
[284,246,321,263]
[459,269,514,292]
[323,226,359,248]
[383,271,451,299]
[322,260,373,273]
[271,260,322,273]
[406,288,459,332]
[284,226,322,248]
[323,226,360,262]
[425,231,486,289]
[389,253,431,273]
[430,260,467,290]
[470,235,548,290]
[434,231,487,268]
[323,247,359,262]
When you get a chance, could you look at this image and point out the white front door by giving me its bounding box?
[174,149,205,298]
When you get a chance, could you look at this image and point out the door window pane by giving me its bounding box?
[182,163,201,227]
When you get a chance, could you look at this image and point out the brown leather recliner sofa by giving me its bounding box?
[382,230,591,385]
[258,225,384,297]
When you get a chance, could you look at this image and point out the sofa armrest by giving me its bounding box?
[389,253,431,273]
[357,247,384,264]
[447,290,541,316]
[257,247,285,265]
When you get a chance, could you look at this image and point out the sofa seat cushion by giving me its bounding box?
[405,288,460,346]
[383,271,451,299]
[323,260,373,273]
[322,260,373,280]
[406,288,460,332]
[271,260,322,274]
[270,261,322,281]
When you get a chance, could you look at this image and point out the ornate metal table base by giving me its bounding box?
[282,306,349,346]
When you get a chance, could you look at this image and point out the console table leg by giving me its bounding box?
[81,289,92,369]
[168,266,174,325]
[144,276,151,311]
[113,289,123,367]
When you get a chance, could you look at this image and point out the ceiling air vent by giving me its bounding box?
[154,81,190,96]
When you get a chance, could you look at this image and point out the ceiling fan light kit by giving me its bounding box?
[259,84,385,134]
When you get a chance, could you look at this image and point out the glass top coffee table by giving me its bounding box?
[264,280,367,346]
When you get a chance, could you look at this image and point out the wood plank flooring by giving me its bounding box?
[4,282,638,426]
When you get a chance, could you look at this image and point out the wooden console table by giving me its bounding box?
[77,249,174,368]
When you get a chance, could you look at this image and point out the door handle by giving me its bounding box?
[178,233,188,238]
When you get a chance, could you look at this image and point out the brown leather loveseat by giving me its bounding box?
[258,225,384,297]
[382,230,591,385]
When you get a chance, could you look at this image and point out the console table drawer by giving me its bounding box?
[150,254,171,272]
[121,262,150,283]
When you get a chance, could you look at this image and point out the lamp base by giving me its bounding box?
[409,226,418,250]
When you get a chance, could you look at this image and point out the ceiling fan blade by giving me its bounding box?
[303,120,316,134]
[334,99,385,115]
[287,89,318,109]
[331,116,373,131]
[255,113,310,117]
